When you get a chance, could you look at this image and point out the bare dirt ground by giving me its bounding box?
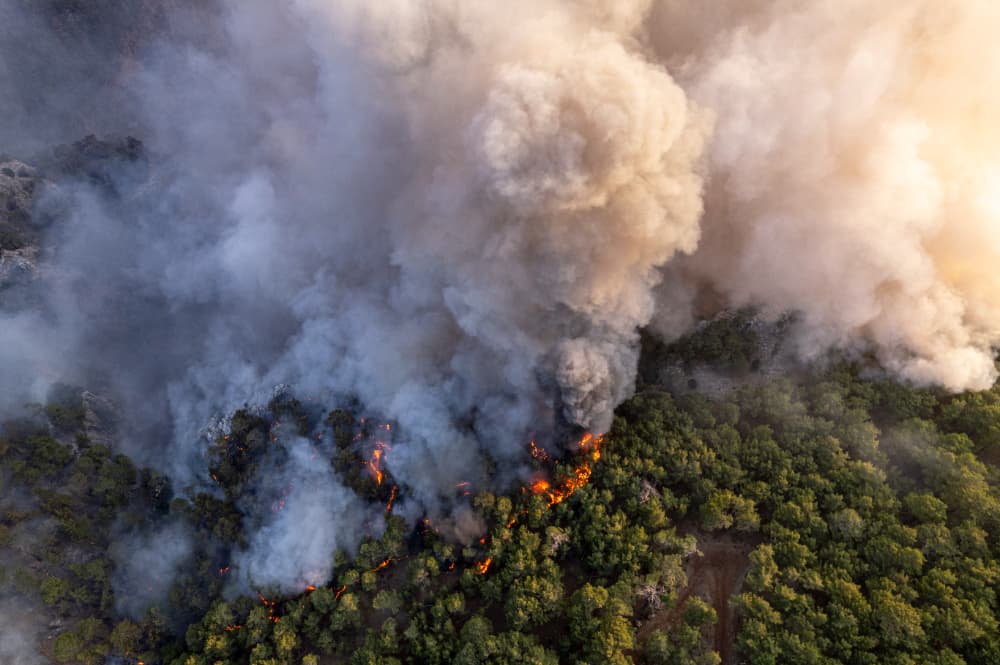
[637,529,761,665]
[980,446,1000,467]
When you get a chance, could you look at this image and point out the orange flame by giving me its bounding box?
[305,585,316,592]
[366,441,390,485]
[258,594,280,623]
[335,585,347,599]
[385,484,398,514]
[529,439,550,461]
[530,479,551,494]
[529,433,603,507]
[370,449,383,485]
[476,557,492,574]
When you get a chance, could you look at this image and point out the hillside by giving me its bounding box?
[1,303,998,664]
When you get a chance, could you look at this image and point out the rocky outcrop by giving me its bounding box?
[80,390,118,448]
[0,135,148,297]
[41,134,147,194]
[0,158,41,247]
[0,245,38,291]
[0,159,43,298]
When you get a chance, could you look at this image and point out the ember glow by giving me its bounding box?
[258,594,280,624]
[529,439,550,462]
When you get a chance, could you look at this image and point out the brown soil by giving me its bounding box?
[979,446,1000,467]
[637,529,760,664]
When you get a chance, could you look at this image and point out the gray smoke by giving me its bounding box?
[234,436,366,594]
[651,0,1000,389]
[1,0,999,596]
[0,599,45,665]
[112,521,193,619]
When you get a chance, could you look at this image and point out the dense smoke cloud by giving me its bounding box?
[1,0,999,595]
[653,0,1000,390]
[234,437,366,593]
[112,521,194,619]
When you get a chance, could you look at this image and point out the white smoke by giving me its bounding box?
[234,438,365,594]
[655,0,1000,390]
[0,0,999,594]
[0,599,45,665]
[112,521,193,619]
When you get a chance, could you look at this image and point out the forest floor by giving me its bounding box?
[637,529,761,665]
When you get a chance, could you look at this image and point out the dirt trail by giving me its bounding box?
[638,530,760,664]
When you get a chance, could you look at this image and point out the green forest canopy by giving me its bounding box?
[2,318,1000,665]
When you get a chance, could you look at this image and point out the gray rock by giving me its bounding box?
[0,158,39,229]
[81,390,118,448]
[0,245,38,290]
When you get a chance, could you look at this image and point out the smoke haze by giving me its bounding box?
[1,0,999,595]
[656,0,1000,392]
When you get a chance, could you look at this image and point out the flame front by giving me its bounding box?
[476,557,492,574]
[368,447,384,485]
[530,433,603,507]
[385,484,398,514]
[365,439,391,486]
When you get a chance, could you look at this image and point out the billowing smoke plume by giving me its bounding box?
[652,0,1000,390]
[234,437,365,592]
[4,1,709,473]
[2,0,1000,595]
